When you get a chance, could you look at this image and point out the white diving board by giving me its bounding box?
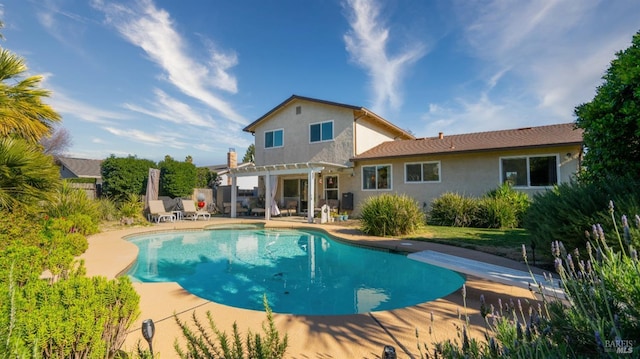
[408,250,564,298]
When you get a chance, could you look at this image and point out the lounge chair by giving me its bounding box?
[148,200,175,223]
[181,199,211,221]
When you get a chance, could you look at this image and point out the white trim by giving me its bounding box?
[323,174,339,200]
[404,160,441,184]
[361,164,393,191]
[499,154,560,188]
[309,120,334,143]
[228,162,349,222]
[265,128,284,149]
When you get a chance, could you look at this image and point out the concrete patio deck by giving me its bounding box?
[80,216,553,358]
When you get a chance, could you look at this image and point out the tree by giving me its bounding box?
[158,155,196,197]
[242,144,255,163]
[101,155,156,202]
[0,47,61,142]
[575,30,640,183]
[195,167,220,188]
[0,137,60,210]
[39,125,72,157]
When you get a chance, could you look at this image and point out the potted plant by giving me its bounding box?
[341,211,349,221]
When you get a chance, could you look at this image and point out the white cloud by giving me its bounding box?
[34,1,93,55]
[91,0,246,125]
[124,89,217,129]
[102,126,188,149]
[343,0,426,115]
[49,89,129,125]
[420,0,640,135]
[420,94,519,137]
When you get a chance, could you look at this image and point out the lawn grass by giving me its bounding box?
[400,225,534,261]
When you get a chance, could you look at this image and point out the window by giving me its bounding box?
[296,106,301,115]
[362,165,391,190]
[324,175,338,200]
[405,161,440,183]
[501,155,558,187]
[310,121,333,143]
[265,129,283,148]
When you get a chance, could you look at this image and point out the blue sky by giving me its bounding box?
[2,0,639,166]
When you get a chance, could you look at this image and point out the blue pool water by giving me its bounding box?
[126,228,465,315]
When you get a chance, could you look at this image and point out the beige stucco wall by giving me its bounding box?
[346,145,581,216]
[253,100,354,167]
[354,118,399,155]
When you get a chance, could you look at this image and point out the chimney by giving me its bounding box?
[438,132,444,140]
[227,148,237,185]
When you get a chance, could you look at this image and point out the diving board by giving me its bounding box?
[408,250,564,297]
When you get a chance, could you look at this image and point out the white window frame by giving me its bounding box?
[323,175,339,200]
[499,154,560,188]
[404,161,441,183]
[361,164,392,191]
[309,120,334,143]
[264,128,284,149]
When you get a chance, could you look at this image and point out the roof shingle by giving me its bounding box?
[353,123,583,160]
[57,157,103,178]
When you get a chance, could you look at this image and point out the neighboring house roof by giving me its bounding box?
[352,123,583,161]
[205,162,255,175]
[57,157,103,178]
[243,94,415,140]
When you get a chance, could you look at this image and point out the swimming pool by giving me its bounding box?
[126,228,465,315]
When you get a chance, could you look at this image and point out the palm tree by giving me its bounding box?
[0,137,60,210]
[0,47,61,142]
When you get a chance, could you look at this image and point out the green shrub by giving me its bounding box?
[475,197,518,229]
[40,217,89,277]
[0,209,89,283]
[46,181,101,221]
[118,193,146,223]
[96,197,120,222]
[359,193,424,236]
[523,177,640,258]
[1,274,140,358]
[428,192,478,227]
[418,206,640,358]
[174,296,288,359]
[101,155,157,203]
[485,183,530,226]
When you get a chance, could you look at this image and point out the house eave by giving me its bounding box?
[350,142,584,162]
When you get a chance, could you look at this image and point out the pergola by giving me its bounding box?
[228,162,348,223]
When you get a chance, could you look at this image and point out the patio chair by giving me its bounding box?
[148,200,175,223]
[181,199,211,221]
[282,200,298,216]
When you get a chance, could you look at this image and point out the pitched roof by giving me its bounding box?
[352,123,583,161]
[204,162,254,174]
[243,94,414,140]
[57,157,103,178]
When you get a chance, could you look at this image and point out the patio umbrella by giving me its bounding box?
[145,168,160,209]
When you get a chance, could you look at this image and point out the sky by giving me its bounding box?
[2,0,639,167]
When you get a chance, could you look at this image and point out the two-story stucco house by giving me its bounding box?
[229,95,583,222]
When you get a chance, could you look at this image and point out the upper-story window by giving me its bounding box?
[405,161,441,183]
[362,164,391,190]
[310,121,333,143]
[501,155,558,187]
[265,129,284,148]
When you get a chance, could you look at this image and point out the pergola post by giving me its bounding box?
[230,175,237,218]
[307,170,315,223]
[264,174,271,220]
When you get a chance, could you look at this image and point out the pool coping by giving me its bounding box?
[81,217,549,358]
